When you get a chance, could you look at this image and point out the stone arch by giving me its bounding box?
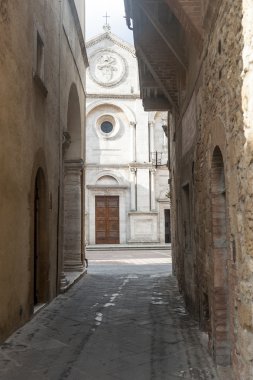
[149,111,168,124]
[62,83,84,276]
[93,171,122,186]
[64,83,82,160]
[210,146,231,366]
[33,168,49,306]
[96,175,119,186]
[87,100,136,125]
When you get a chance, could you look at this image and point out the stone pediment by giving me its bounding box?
[86,32,135,56]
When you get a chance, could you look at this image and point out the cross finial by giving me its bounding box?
[103,12,111,33]
[103,12,110,25]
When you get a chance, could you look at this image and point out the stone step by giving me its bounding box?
[86,243,171,251]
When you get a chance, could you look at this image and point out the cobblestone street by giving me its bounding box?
[0,249,218,380]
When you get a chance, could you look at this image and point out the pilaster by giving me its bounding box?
[63,159,84,272]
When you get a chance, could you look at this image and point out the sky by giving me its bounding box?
[85,0,133,44]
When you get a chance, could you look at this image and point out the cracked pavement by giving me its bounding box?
[0,249,219,380]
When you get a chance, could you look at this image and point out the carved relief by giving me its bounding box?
[97,54,118,83]
[89,49,127,87]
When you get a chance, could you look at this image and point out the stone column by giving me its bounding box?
[130,167,137,210]
[150,168,156,211]
[63,159,84,272]
[149,121,155,161]
[130,121,136,162]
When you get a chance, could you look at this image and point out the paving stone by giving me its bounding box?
[0,249,218,380]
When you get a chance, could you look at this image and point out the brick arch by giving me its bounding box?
[210,146,231,366]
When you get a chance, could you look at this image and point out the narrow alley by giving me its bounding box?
[0,249,218,380]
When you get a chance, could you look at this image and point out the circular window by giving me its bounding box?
[95,113,120,139]
[101,121,113,134]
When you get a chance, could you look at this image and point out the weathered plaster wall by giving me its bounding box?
[0,0,60,342]
[0,0,86,342]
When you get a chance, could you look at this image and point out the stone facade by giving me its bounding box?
[125,0,253,378]
[85,29,170,246]
[0,0,87,342]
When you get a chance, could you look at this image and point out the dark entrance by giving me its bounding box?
[164,209,171,243]
[34,169,49,306]
[95,196,120,244]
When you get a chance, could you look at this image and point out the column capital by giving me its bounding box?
[129,166,137,173]
[64,159,84,170]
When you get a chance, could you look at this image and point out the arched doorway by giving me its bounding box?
[210,146,230,365]
[34,168,49,306]
[62,83,84,274]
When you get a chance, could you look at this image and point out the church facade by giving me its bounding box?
[85,27,170,246]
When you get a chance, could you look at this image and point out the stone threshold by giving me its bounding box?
[60,269,87,293]
[33,303,47,315]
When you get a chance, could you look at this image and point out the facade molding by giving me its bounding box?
[87,93,140,100]
[86,99,137,123]
[86,31,136,56]
[87,185,129,190]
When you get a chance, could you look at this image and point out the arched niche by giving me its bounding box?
[210,146,231,366]
[64,83,82,160]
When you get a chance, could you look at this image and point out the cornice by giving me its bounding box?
[87,185,129,190]
[68,0,89,67]
[85,164,130,169]
[87,93,140,100]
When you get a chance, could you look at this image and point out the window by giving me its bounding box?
[33,28,47,96]
[95,114,119,139]
[36,32,44,80]
[101,121,113,134]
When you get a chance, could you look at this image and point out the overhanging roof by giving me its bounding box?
[124,0,204,112]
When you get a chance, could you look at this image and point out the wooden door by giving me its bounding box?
[164,209,171,243]
[95,196,119,244]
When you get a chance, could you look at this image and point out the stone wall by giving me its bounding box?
[126,0,253,376]
[170,0,253,378]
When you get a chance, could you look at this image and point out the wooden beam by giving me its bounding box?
[142,96,171,111]
[163,0,203,50]
[136,45,178,113]
[141,73,159,88]
[138,1,187,71]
